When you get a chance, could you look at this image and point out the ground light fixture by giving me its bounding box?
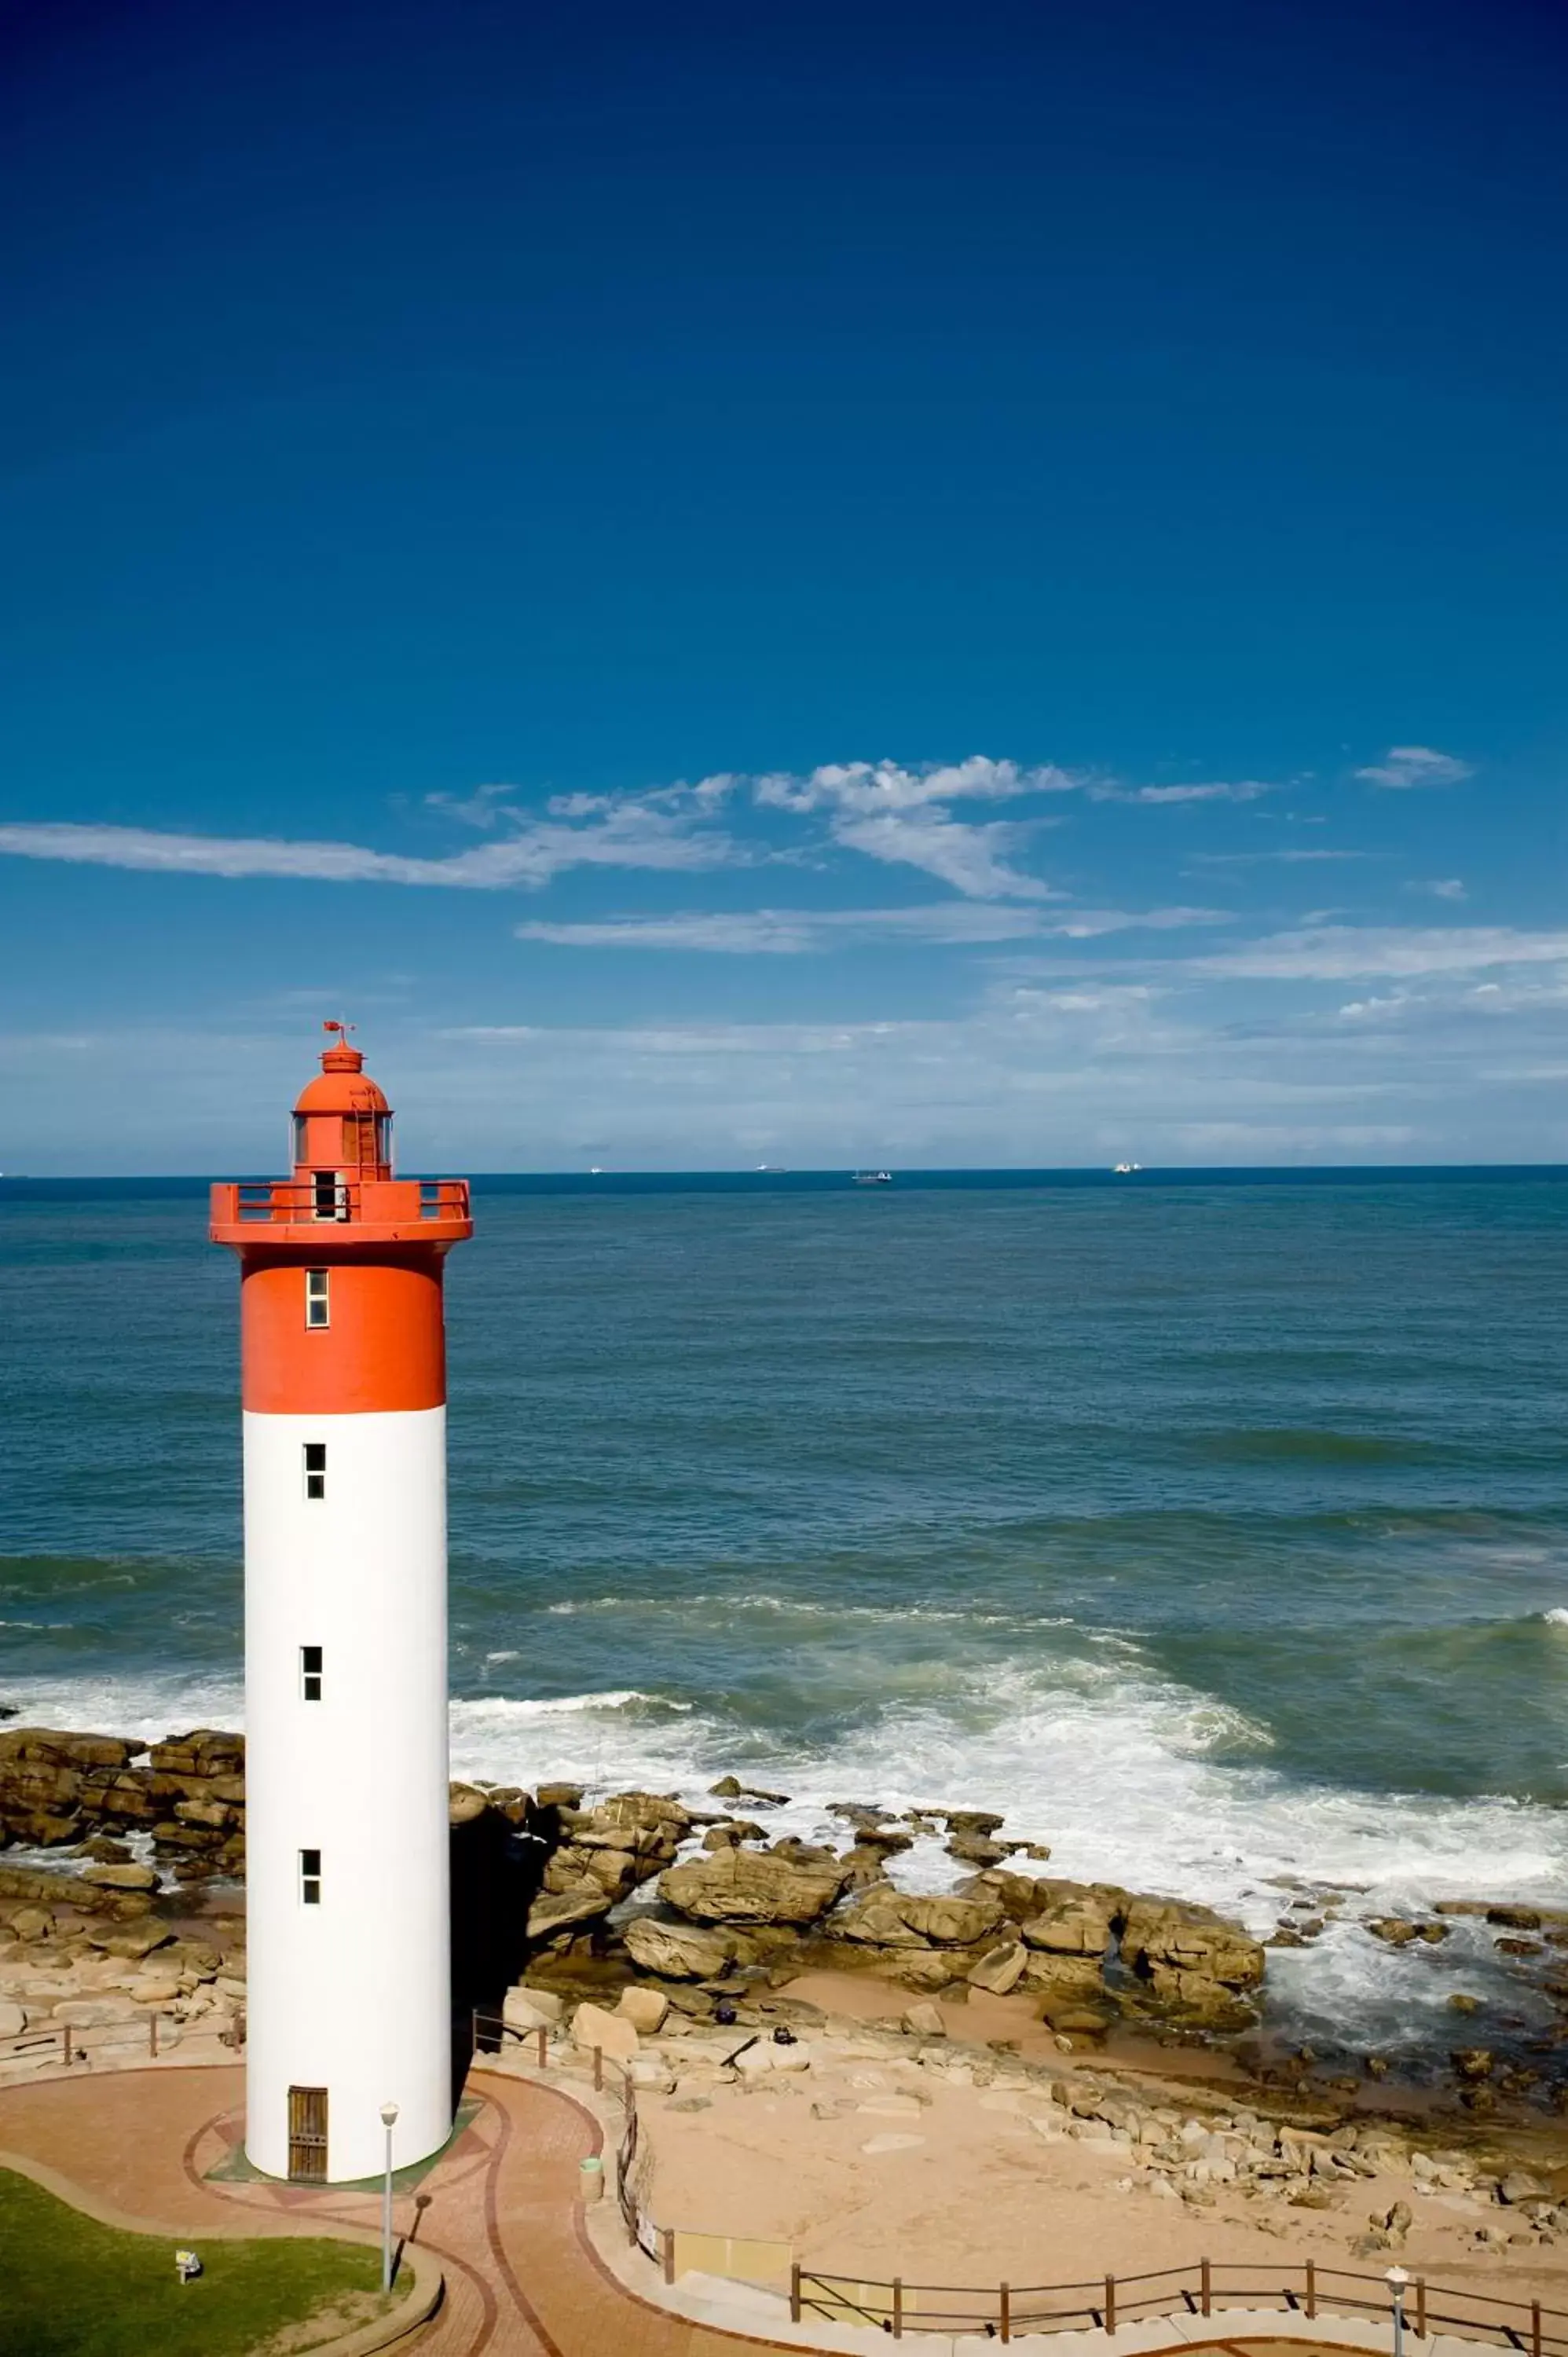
[380,2102,400,2292]
[1387,2264,1410,2357]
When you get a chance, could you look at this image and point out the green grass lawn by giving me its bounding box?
[0,2167,392,2357]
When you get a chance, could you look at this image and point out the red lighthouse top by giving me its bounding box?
[210,1026,472,1251]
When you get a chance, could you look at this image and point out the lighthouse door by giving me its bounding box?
[287,2085,329,2181]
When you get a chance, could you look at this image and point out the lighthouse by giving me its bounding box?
[211,1026,472,2183]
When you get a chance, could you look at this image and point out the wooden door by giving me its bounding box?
[288,2084,328,2181]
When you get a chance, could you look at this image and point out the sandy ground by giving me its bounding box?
[635,1971,1568,2313]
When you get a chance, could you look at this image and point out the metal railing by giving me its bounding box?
[210,1177,471,1230]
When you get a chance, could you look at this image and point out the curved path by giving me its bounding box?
[0,2062,797,2355]
[0,2062,1369,2357]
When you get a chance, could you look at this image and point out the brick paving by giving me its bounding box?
[0,2062,1385,2357]
[0,2062,799,2353]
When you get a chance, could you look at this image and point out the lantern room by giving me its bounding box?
[290,1023,394,1188]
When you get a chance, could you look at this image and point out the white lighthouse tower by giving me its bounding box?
[211,1025,472,2183]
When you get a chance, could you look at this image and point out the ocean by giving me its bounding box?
[3,1168,1567,2062]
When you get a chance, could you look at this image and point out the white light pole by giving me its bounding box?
[1387,2264,1409,2357]
[380,2102,400,2293]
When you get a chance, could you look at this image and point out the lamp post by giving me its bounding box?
[1387,2265,1410,2357]
[380,2102,400,2293]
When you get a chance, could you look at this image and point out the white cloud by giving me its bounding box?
[826,808,1057,898]
[751,755,1076,816]
[1046,906,1228,937]
[515,904,1050,953]
[751,756,1076,900]
[17,938,1568,1173]
[1408,878,1467,901]
[1090,781,1272,805]
[0,751,1288,910]
[1354,745,1473,790]
[1187,849,1374,866]
[0,809,739,889]
[1194,926,1568,982]
[516,904,1230,953]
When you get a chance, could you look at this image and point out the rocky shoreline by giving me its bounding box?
[4,1725,1568,2128]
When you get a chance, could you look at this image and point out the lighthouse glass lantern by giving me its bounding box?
[211,1026,472,2183]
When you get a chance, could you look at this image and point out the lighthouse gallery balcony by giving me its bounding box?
[209,1176,473,1248]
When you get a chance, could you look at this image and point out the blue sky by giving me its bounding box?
[2,0,1565,1171]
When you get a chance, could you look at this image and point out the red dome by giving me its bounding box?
[293,1038,390,1117]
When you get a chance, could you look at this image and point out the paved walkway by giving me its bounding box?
[0,2062,1394,2357]
[0,2061,804,2354]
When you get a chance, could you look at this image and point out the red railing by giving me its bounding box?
[210,1177,471,1238]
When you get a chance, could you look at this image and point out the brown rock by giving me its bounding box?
[0,1863,138,1918]
[830,1887,1006,1949]
[566,1847,643,1900]
[623,1919,746,1979]
[1021,1898,1112,1956]
[536,1783,584,1809]
[768,1837,840,1868]
[1020,1954,1105,2000]
[885,1952,960,1992]
[1487,1905,1544,1930]
[2,1812,82,1846]
[79,1862,159,1892]
[526,1882,613,1941]
[0,1729,141,1771]
[593,1791,694,1835]
[1450,2047,1493,2080]
[571,2000,638,2062]
[148,1730,244,1780]
[947,1836,1009,1867]
[174,1797,239,1831]
[92,1922,176,1961]
[86,1771,159,1825]
[1141,1964,1256,2025]
[660,1846,847,1926]
[1120,1897,1265,1991]
[967,1941,1028,1995]
[617,1986,669,2033]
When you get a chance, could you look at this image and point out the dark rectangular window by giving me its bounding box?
[313,1171,342,1220]
[299,1848,321,1905]
[303,1442,327,1501]
[305,1269,330,1329]
[300,1644,323,1703]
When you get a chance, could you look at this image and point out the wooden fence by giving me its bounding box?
[467,2017,1566,2352]
[0,2010,244,2069]
[790,2260,1568,2347]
